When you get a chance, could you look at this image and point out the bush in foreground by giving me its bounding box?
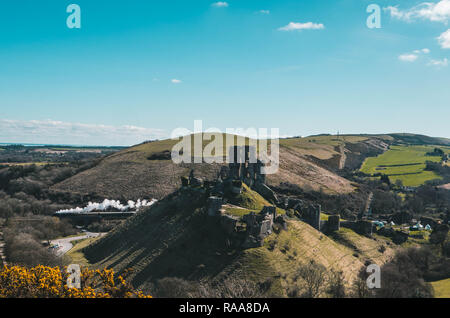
[0,265,151,298]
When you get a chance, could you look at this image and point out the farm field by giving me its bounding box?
[431,278,450,298]
[360,145,450,187]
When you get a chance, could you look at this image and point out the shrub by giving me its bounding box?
[0,265,151,298]
[327,270,346,298]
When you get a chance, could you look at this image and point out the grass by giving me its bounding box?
[360,145,449,187]
[228,183,271,210]
[279,135,379,161]
[224,206,257,218]
[240,220,396,296]
[407,230,430,244]
[431,278,450,298]
[64,237,102,267]
[224,185,286,218]
[131,133,261,162]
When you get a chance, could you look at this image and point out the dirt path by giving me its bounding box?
[364,192,374,216]
[338,145,347,170]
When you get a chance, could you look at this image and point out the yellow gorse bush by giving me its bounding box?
[0,265,151,298]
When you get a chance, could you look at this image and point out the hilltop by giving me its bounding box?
[51,133,407,200]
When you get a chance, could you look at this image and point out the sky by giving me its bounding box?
[0,0,449,146]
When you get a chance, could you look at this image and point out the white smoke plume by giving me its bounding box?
[56,198,157,214]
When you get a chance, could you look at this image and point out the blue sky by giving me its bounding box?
[0,0,449,146]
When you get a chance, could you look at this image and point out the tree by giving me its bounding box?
[327,270,346,298]
[380,174,391,186]
[297,260,327,298]
[429,224,449,251]
[395,179,403,189]
[350,268,372,298]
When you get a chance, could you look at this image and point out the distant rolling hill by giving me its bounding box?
[388,133,450,146]
[51,133,396,200]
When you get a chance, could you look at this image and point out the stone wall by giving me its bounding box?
[327,215,340,232]
[207,196,223,217]
[216,204,282,249]
[341,220,373,236]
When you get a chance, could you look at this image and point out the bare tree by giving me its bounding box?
[350,268,371,298]
[327,270,346,298]
[297,260,327,298]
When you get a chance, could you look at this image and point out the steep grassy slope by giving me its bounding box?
[83,186,396,296]
[52,134,393,200]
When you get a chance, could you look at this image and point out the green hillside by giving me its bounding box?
[82,185,396,296]
[360,145,450,187]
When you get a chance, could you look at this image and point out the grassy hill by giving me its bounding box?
[51,133,395,200]
[82,185,396,296]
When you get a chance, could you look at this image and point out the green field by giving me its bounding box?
[360,145,450,187]
[431,278,450,298]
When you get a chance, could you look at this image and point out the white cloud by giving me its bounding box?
[413,48,430,54]
[258,10,270,15]
[398,48,431,62]
[384,1,450,23]
[427,57,449,66]
[278,22,325,31]
[171,79,182,84]
[438,29,450,48]
[398,53,419,62]
[212,2,229,7]
[0,119,167,146]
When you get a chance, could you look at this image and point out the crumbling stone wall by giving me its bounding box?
[341,220,373,236]
[297,204,322,231]
[327,215,340,232]
[216,204,282,249]
[242,209,275,248]
[207,196,223,217]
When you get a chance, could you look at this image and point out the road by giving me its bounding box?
[50,232,105,257]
